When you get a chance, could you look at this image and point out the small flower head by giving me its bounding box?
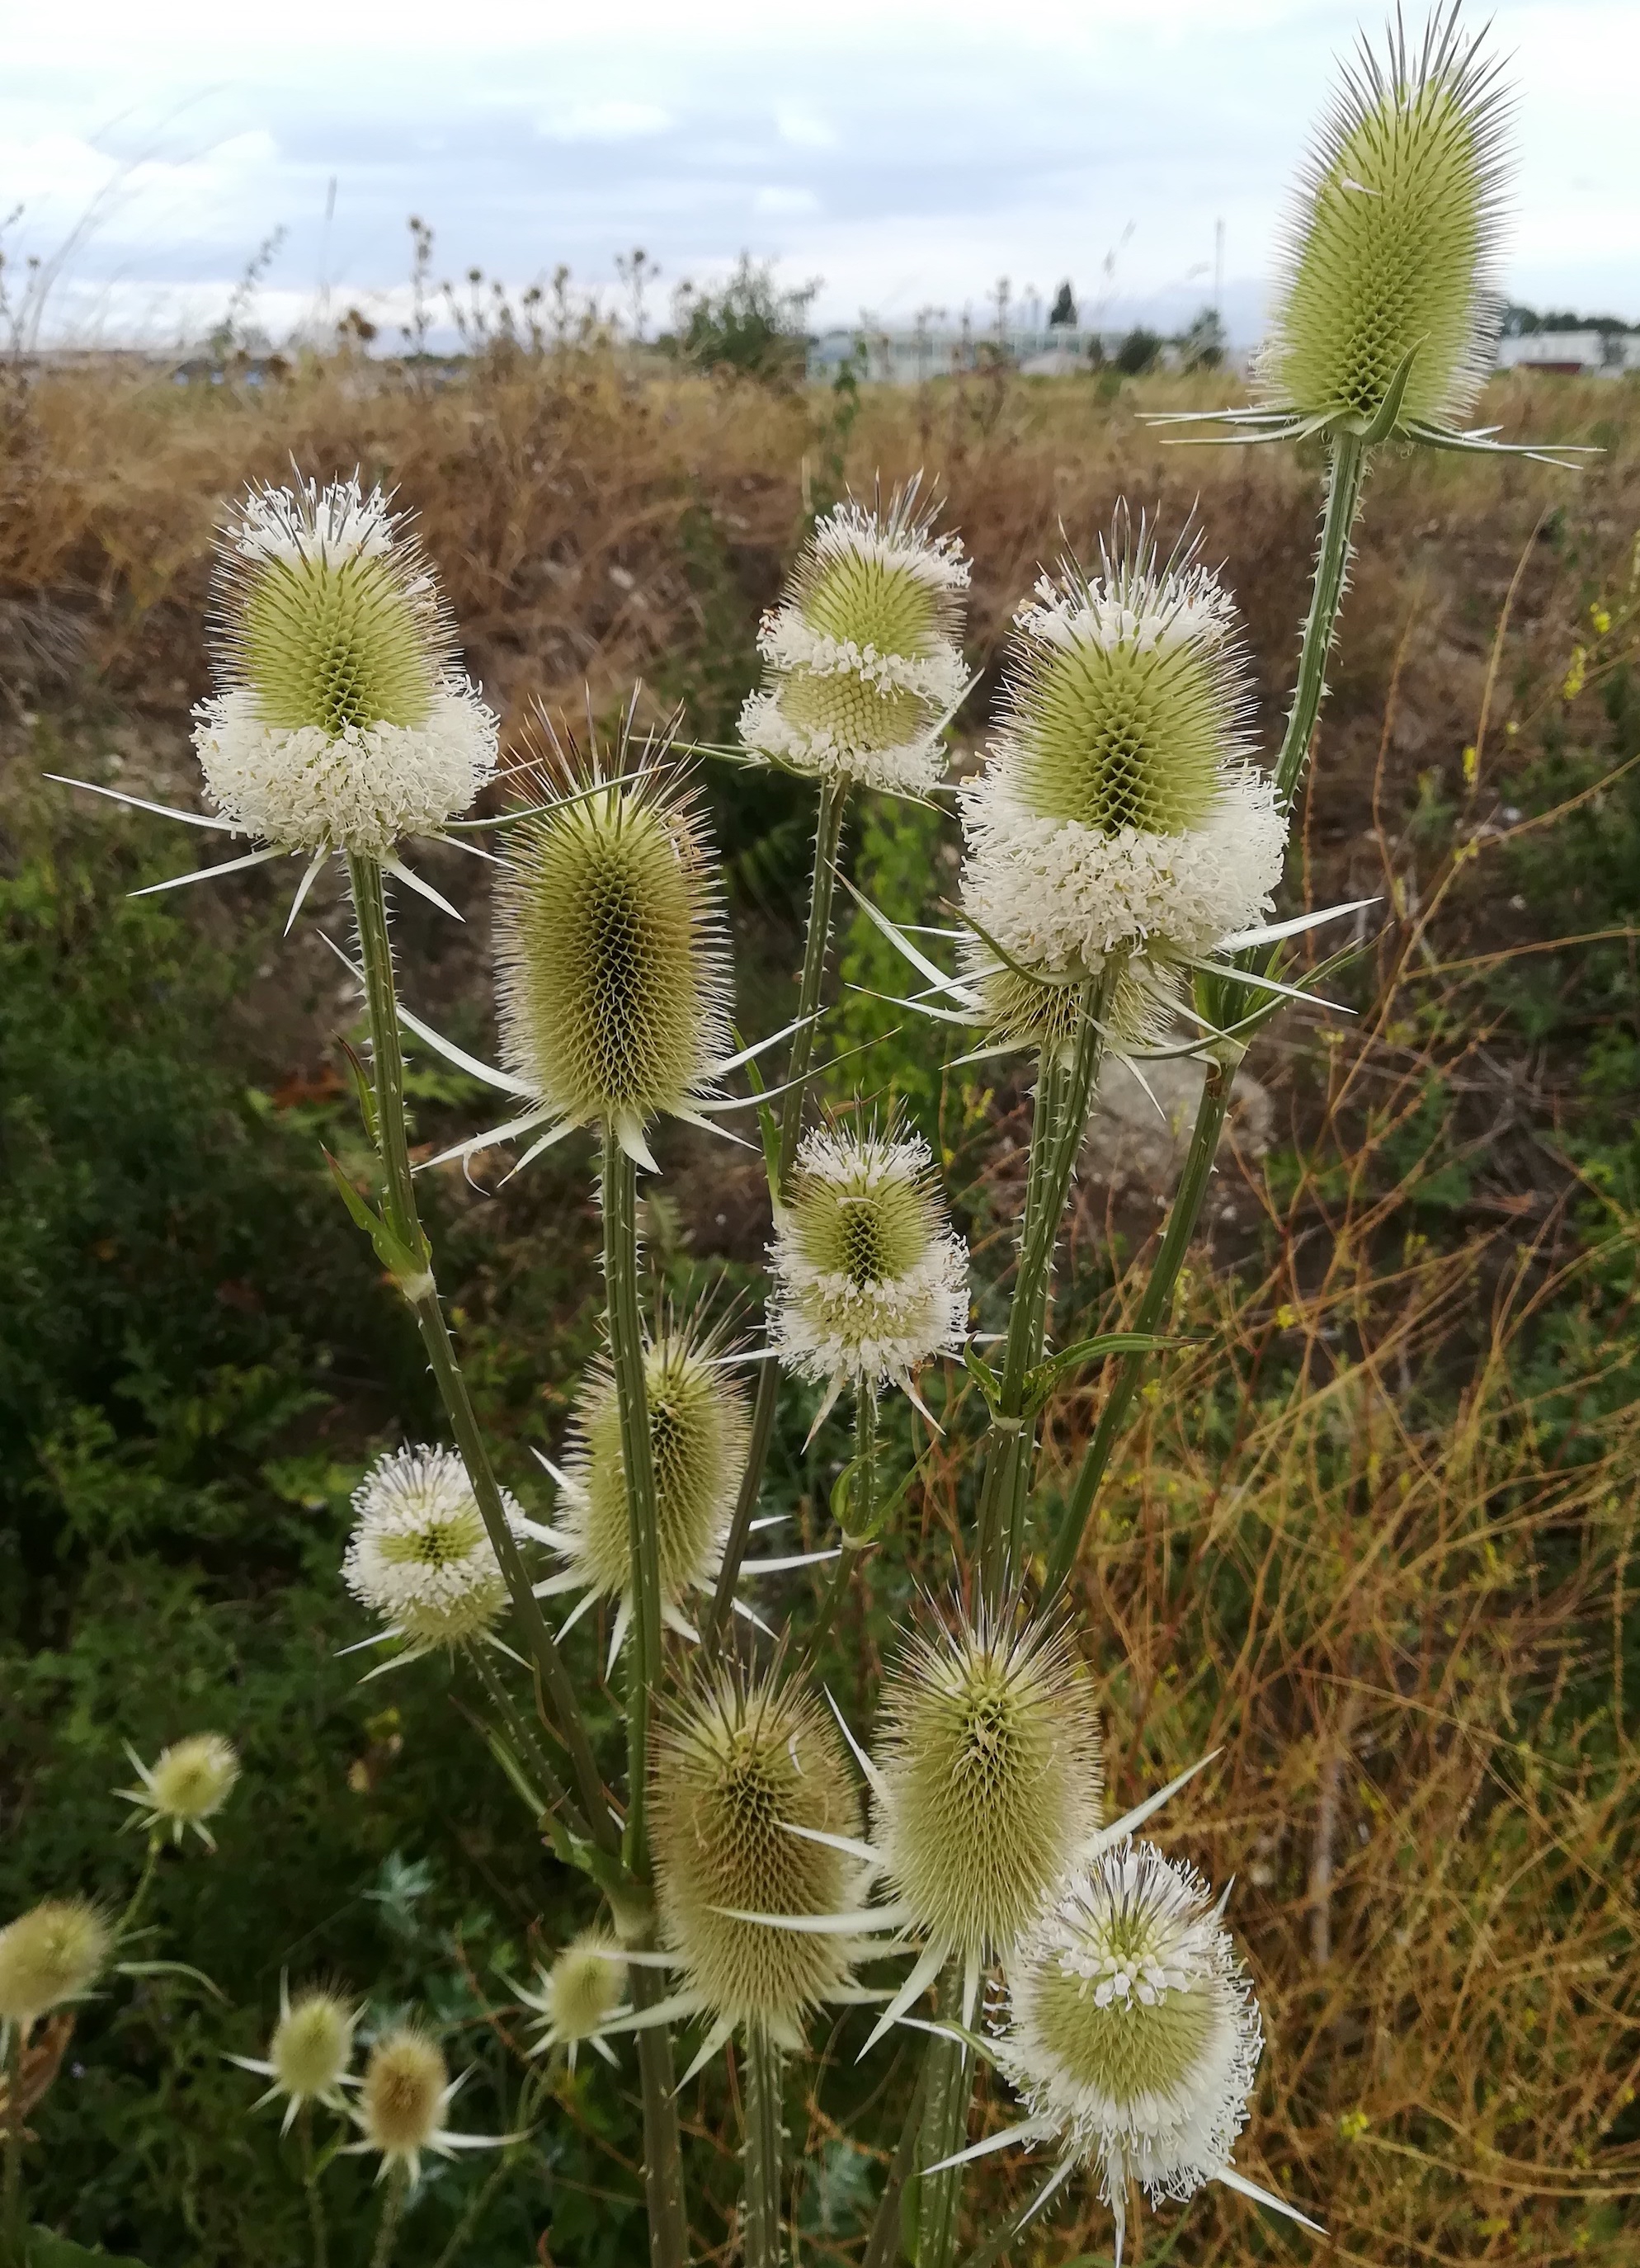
[968,952,1184,1067]
[116,1733,240,1847]
[960,515,1284,974]
[767,1125,968,1392]
[0,1898,111,2032]
[495,728,733,1158]
[650,1670,865,2037]
[997,1841,1262,2214]
[738,483,970,795]
[194,476,497,852]
[342,1445,525,1658]
[231,1978,359,2131]
[1260,6,1510,436]
[523,1930,628,2066]
[356,2027,449,2177]
[872,1613,1103,1967]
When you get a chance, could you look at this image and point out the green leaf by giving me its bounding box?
[321,1148,426,1284]
[962,1342,1001,1407]
[1022,1332,1189,1418]
[30,2229,148,2266]
[114,1957,227,2002]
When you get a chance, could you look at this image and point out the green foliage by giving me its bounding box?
[662,255,816,385]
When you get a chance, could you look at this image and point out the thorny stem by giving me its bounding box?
[630,1960,689,2268]
[299,2103,328,2268]
[368,2164,407,2268]
[3,2026,23,2268]
[113,1840,163,1942]
[1274,429,1369,810]
[914,1969,974,2268]
[860,2055,930,2268]
[793,1374,877,1690]
[601,1130,663,1878]
[464,1642,639,1907]
[742,2019,785,2268]
[705,776,848,1649]
[343,854,617,1857]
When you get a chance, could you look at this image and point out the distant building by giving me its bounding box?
[805,327,1251,384]
[1496,330,1640,377]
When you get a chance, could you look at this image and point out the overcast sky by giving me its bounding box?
[3,0,1637,350]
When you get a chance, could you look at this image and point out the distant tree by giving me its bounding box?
[1177,304,1225,370]
[1115,325,1162,375]
[662,254,818,384]
[1049,281,1077,328]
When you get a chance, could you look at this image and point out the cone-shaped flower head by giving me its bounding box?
[522,1930,628,2068]
[194,477,497,853]
[997,1841,1262,2216]
[1260,6,1510,437]
[738,483,970,795]
[231,1978,359,2131]
[651,1670,866,2039]
[541,1323,750,1638]
[872,1615,1103,1969]
[495,734,734,1164]
[961,515,1284,978]
[350,2023,509,2182]
[767,1125,968,1392]
[0,1898,111,2031]
[116,1733,240,1847]
[342,1445,526,1659]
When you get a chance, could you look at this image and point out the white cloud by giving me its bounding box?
[753,186,822,218]
[775,104,836,149]
[538,100,672,142]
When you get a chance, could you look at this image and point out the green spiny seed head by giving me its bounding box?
[789,1143,939,1289]
[270,1987,356,2105]
[0,1898,111,2029]
[788,493,965,659]
[874,1616,1103,1962]
[497,756,732,1137]
[1261,7,1510,432]
[565,1332,750,1606]
[540,1931,627,2041]
[775,672,933,760]
[127,1733,241,1839]
[651,1672,864,2027]
[973,955,1182,1063]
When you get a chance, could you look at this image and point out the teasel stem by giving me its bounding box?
[914,1967,973,2268]
[631,1959,689,2268]
[861,2053,931,2268]
[2,2025,23,2268]
[794,1374,875,1688]
[113,1838,163,1942]
[705,775,848,1651]
[1274,428,1369,810]
[742,2019,786,2268]
[368,2164,406,2268]
[298,2104,328,2268]
[342,854,618,1859]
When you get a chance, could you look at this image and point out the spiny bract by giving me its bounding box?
[970,952,1183,1065]
[651,1672,865,2034]
[0,1898,111,2030]
[342,1445,525,1654]
[873,1615,1103,1962]
[1260,5,1510,433]
[117,1732,240,1845]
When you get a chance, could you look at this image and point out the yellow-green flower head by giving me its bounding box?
[0,1898,111,2032]
[1259,7,1510,438]
[997,1841,1262,2223]
[738,483,970,795]
[194,477,498,854]
[651,1670,867,2043]
[116,1733,240,1848]
[966,948,1185,1068]
[960,514,1284,978]
[871,1615,1103,1973]
[495,741,734,1169]
[767,1125,968,1392]
[342,1445,526,1660]
[535,1323,751,1648]
[229,1978,358,2131]
[520,1931,628,2069]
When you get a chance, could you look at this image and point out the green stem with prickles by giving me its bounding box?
[914,1969,973,2268]
[1274,428,1369,810]
[742,2020,785,2268]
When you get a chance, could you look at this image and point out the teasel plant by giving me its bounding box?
[41,9,1584,2264]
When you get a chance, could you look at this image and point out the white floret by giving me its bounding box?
[810,501,971,595]
[757,611,969,709]
[343,1445,525,1649]
[233,477,404,572]
[737,687,951,797]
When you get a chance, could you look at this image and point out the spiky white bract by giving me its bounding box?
[342,1445,525,1660]
[115,1733,240,1848]
[960,522,1284,978]
[0,1898,111,2033]
[350,2026,507,2185]
[518,1931,629,2070]
[767,1126,968,1393]
[229,1978,358,2133]
[738,485,970,795]
[194,477,497,854]
[650,1670,869,2046]
[996,1841,1263,2251]
[1259,5,1510,438]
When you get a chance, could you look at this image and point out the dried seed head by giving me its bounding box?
[118,1733,240,1846]
[357,2027,448,2166]
[343,1445,525,1653]
[496,750,733,1142]
[1261,7,1510,435]
[0,1898,111,2030]
[269,1988,356,2110]
[738,486,970,795]
[533,1931,627,2047]
[194,477,497,852]
[872,1615,1102,1964]
[998,1841,1262,2207]
[651,1671,865,2030]
[767,1125,968,1389]
[961,515,1284,974]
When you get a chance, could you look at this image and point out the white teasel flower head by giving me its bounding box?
[229,1978,358,2133]
[960,512,1284,980]
[738,481,971,795]
[1259,5,1511,438]
[193,476,497,854]
[0,1898,111,2035]
[767,1125,968,1395]
[534,1316,751,1652]
[493,723,735,1169]
[996,1841,1263,2245]
[518,1930,629,2070]
[115,1732,240,1848]
[349,2025,508,2185]
[342,1445,525,1661]
[649,1668,869,2049]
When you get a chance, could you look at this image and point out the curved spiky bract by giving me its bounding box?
[998,1841,1262,2207]
[651,1671,865,2030]
[971,952,1183,1063]
[118,1733,240,1845]
[767,1125,968,1389]
[0,1898,111,2030]
[738,485,970,795]
[873,1615,1103,1963]
[357,2028,447,2167]
[496,752,733,1139]
[342,1445,525,1652]
[961,516,1284,970]
[270,1988,356,2108]
[1261,7,1510,433]
[195,478,497,852]
[558,1330,750,1609]
[534,1930,628,2044]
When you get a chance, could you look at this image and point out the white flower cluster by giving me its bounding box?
[342,1445,527,1657]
